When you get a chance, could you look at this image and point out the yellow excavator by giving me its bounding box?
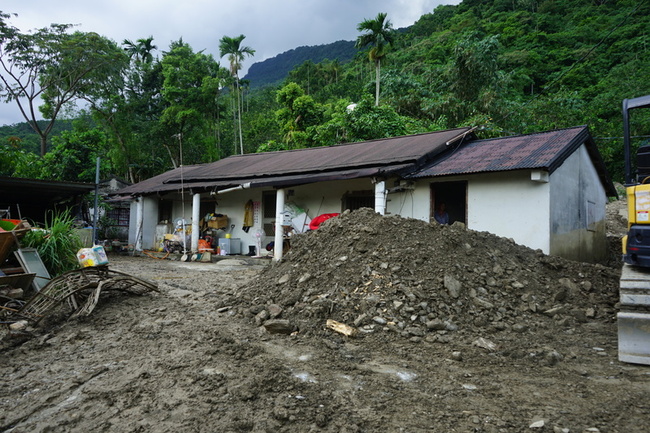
[622,95,650,266]
[619,94,650,365]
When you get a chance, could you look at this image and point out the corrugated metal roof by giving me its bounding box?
[410,126,588,176]
[0,176,95,222]
[166,127,473,183]
[112,128,474,196]
[0,176,95,208]
[111,165,203,196]
[407,126,616,196]
[113,126,616,198]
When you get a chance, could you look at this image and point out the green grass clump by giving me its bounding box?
[23,210,83,277]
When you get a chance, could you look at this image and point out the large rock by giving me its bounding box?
[263,319,295,335]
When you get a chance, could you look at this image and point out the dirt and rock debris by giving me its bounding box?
[2,203,650,432]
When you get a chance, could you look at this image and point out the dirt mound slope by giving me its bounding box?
[237,208,620,344]
[4,203,649,433]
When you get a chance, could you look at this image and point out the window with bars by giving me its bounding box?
[107,207,130,226]
[342,190,373,211]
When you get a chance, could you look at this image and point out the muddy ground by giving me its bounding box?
[2,202,650,433]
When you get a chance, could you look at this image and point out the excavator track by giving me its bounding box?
[618,264,650,365]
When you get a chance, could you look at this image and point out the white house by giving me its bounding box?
[404,126,615,262]
[111,125,616,263]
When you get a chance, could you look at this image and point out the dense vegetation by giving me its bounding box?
[1,0,649,185]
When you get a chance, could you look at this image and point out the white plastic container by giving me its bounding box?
[77,245,109,268]
[77,248,97,267]
[92,245,109,265]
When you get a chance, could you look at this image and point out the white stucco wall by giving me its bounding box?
[385,179,431,221]
[388,172,553,252]
[467,171,552,253]
[127,200,138,247]
[127,196,159,250]
[404,145,609,262]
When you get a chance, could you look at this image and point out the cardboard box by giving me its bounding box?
[207,216,228,229]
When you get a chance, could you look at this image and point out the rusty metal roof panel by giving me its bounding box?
[409,126,590,178]
[110,165,204,196]
[111,165,414,198]
[168,127,473,183]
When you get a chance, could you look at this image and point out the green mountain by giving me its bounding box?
[0,120,73,155]
[244,40,357,88]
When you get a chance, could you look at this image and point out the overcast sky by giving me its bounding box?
[0,0,460,126]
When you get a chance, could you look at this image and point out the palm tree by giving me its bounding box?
[137,36,157,64]
[355,12,394,106]
[219,34,255,154]
[122,36,157,64]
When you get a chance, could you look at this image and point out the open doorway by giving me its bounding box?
[262,190,276,236]
[430,181,467,225]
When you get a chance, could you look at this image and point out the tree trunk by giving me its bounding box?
[39,134,47,157]
[164,143,178,169]
[232,84,238,155]
[115,135,135,184]
[237,82,244,155]
[375,59,381,107]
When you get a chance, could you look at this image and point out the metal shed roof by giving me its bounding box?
[0,176,95,222]
[108,165,204,197]
[406,126,616,196]
[112,126,616,199]
[165,127,474,183]
[0,176,95,204]
[114,128,474,196]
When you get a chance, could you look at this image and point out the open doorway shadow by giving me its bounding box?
[430,181,467,225]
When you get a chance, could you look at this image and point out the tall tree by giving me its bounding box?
[0,12,128,156]
[274,82,323,149]
[42,118,110,182]
[160,39,226,166]
[219,34,255,154]
[355,12,394,106]
[122,36,157,64]
[83,49,163,183]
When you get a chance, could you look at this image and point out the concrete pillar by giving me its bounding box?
[191,192,201,252]
[135,197,144,251]
[274,188,285,262]
[374,180,386,215]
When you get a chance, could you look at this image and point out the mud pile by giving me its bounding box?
[237,208,620,342]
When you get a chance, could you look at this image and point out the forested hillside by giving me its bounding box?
[1,0,649,185]
[243,40,357,88]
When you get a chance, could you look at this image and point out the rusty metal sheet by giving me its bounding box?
[167,128,472,183]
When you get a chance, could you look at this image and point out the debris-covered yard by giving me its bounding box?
[2,207,650,433]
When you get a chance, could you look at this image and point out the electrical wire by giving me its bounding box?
[594,135,650,141]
